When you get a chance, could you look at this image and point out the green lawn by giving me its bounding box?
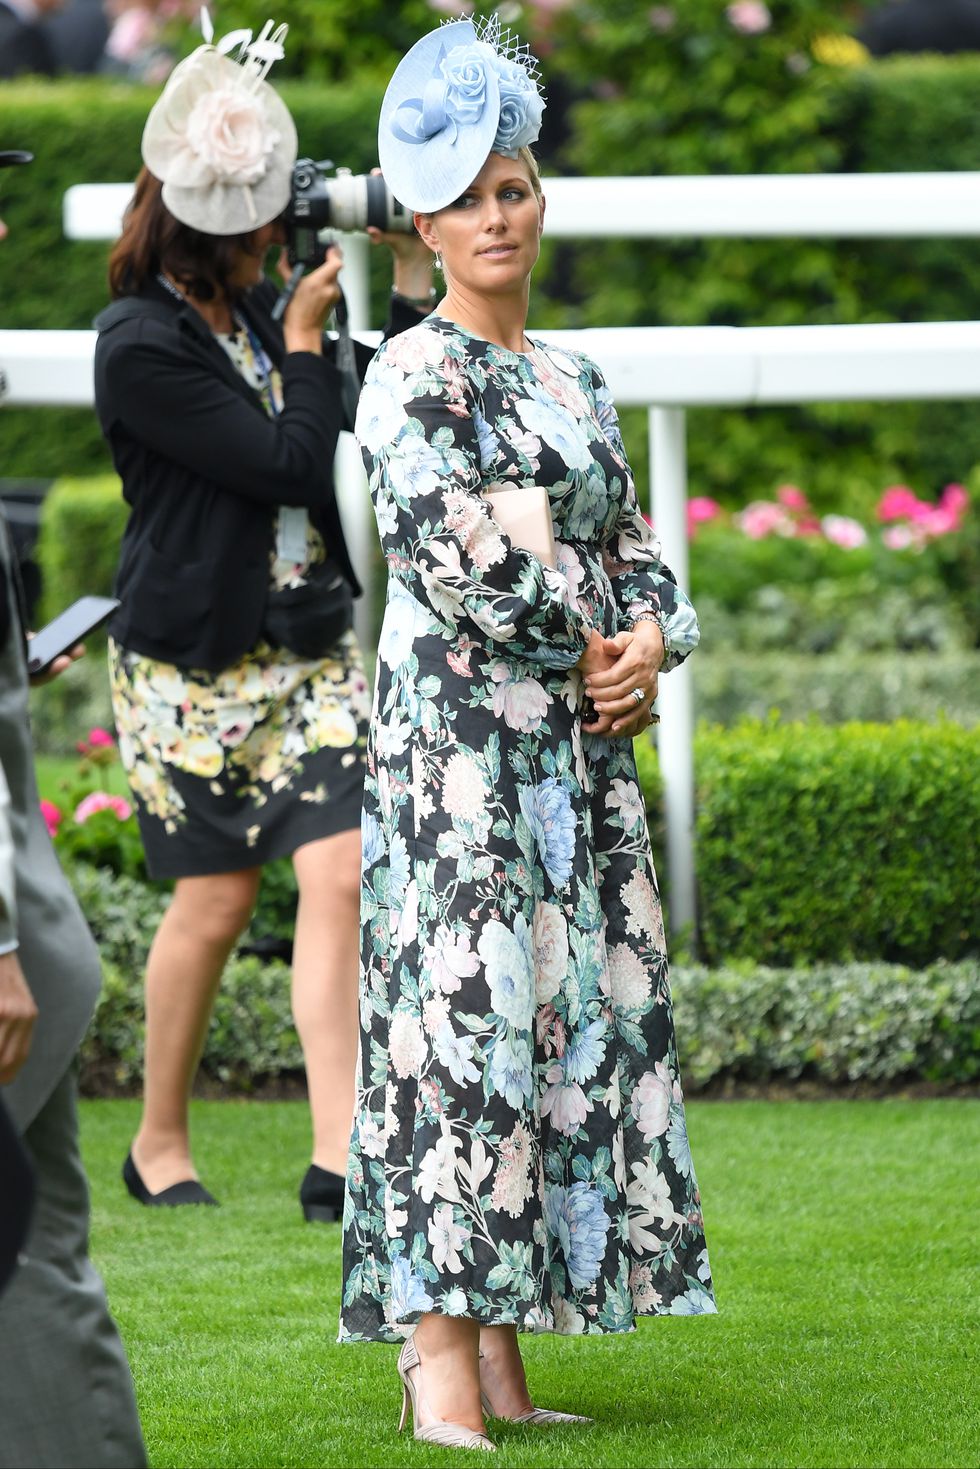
[35,753,131,806]
[80,1099,979,1469]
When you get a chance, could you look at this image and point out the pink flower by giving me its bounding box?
[726,1,771,35]
[877,485,924,523]
[882,525,916,551]
[776,484,809,512]
[941,483,969,518]
[648,5,676,31]
[40,799,62,838]
[821,514,868,550]
[86,727,116,748]
[686,496,721,538]
[737,500,795,539]
[74,791,133,824]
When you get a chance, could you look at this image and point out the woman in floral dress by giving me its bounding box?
[340,16,715,1454]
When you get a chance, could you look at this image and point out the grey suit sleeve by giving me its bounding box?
[0,760,17,952]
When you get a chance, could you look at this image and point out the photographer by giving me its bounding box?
[93,19,433,1217]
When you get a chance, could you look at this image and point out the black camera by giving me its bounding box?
[283,158,413,267]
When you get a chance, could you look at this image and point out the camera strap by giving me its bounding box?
[332,286,361,430]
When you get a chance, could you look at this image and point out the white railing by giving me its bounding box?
[8,171,980,936]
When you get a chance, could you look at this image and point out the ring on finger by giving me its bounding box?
[630,687,645,707]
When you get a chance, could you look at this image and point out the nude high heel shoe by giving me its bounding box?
[478,1350,592,1427]
[397,1335,496,1452]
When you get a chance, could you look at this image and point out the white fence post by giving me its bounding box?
[333,232,375,648]
[648,406,697,938]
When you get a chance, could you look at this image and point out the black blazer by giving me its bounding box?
[94,276,419,671]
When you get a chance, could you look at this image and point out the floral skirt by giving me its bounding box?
[108,630,370,879]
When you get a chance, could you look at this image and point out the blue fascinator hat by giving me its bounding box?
[378,15,545,214]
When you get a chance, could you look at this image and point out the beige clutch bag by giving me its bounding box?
[484,484,557,569]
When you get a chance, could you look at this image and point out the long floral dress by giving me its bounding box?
[340,316,715,1342]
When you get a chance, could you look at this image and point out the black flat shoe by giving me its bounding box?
[300,1163,344,1223]
[122,1152,219,1208]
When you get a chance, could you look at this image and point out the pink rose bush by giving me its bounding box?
[40,799,61,839]
[74,791,133,825]
[689,481,970,553]
[876,482,969,549]
[40,725,146,880]
[726,2,771,35]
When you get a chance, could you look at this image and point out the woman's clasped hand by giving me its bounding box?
[580,619,665,737]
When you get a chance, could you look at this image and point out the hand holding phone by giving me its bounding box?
[26,595,120,678]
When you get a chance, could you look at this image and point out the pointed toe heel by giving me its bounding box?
[299,1163,344,1223]
[397,1336,496,1451]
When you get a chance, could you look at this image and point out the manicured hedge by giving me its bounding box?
[690,719,980,967]
[693,651,980,727]
[71,858,979,1097]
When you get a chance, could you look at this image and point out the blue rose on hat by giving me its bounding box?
[378,17,545,214]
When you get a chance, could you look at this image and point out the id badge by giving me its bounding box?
[276,507,309,565]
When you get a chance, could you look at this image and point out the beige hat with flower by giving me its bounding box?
[141,13,297,236]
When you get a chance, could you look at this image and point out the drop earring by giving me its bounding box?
[434,253,443,273]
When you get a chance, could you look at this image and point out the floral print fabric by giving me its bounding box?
[340,317,715,1342]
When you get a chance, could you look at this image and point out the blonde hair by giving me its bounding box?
[517,146,543,199]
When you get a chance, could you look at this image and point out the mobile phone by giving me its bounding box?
[26,595,120,675]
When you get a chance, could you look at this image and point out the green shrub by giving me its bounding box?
[693,718,980,966]
[671,959,980,1089]
[693,651,980,726]
[35,473,126,620]
[74,922,980,1094]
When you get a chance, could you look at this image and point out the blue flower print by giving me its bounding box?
[563,1018,608,1085]
[361,810,384,869]
[389,1255,435,1319]
[377,579,418,672]
[386,431,446,502]
[515,388,593,471]
[564,471,611,542]
[433,1025,482,1086]
[519,778,577,889]
[478,915,535,1029]
[666,1104,694,1178]
[668,1285,717,1315]
[545,1182,612,1291]
[387,830,411,907]
[489,1029,534,1109]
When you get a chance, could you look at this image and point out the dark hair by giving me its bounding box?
[108,167,266,301]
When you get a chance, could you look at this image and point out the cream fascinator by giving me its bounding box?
[141,9,297,235]
[378,15,545,214]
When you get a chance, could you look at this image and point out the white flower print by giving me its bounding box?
[389,1011,426,1079]
[606,777,645,831]
[428,1203,471,1273]
[532,901,569,1007]
[608,942,652,1011]
[417,1129,463,1206]
[423,924,481,995]
[621,868,666,950]
[630,1063,673,1141]
[441,751,487,823]
[489,662,551,733]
